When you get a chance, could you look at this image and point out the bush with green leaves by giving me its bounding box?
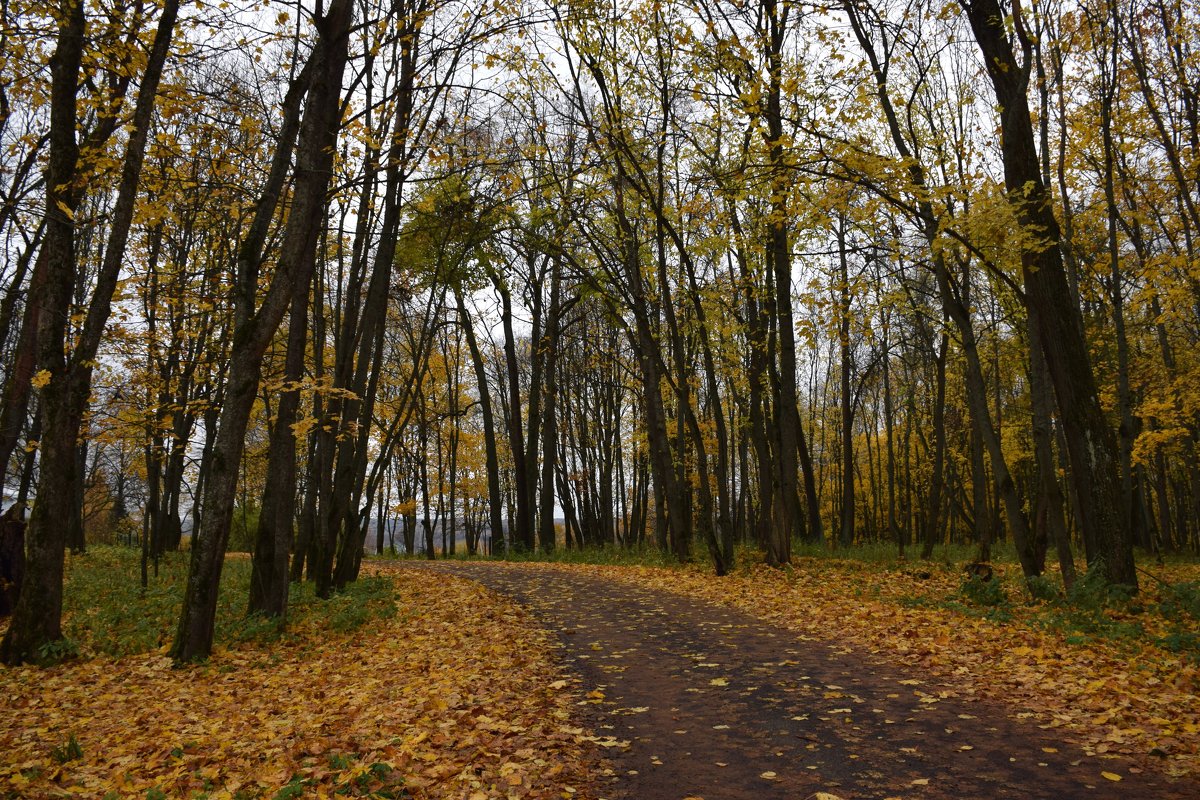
[1024,575,1060,602]
[1067,561,1135,608]
[36,637,80,666]
[227,504,260,553]
[1157,580,1200,622]
[960,574,1007,607]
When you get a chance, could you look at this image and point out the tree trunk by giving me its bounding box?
[837,217,855,548]
[4,0,180,663]
[495,277,533,551]
[922,332,948,560]
[882,315,902,555]
[248,272,310,618]
[455,289,504,555]
[1029,307,1075,588]
[171,0,353,662]
[960,0,1135,588]
[764,0,803,564]
[538,254,563,552]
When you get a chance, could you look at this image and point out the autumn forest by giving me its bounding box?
[1,0,1199,659]
[2,0,1200,794]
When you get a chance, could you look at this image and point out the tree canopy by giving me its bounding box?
[2,0,1199,663]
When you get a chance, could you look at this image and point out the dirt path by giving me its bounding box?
[405,562,1194,800]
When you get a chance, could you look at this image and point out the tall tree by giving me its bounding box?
[2,0,180,664]
[172,0,355,662]
[959,0,1136,587]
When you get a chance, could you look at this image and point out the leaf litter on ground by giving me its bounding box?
[0,566,599,799]
[5,549,1197,796]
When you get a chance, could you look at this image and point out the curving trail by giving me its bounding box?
[406,562,1195,800]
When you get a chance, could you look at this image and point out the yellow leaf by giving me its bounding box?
[1101,772,1122,782]
[709,677,729,687]
[31,369,51,388]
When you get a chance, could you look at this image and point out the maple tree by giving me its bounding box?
[171,0,356,662]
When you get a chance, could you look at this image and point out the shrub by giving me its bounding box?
[1025,575,1060,602]
[1158,581,1200,622]
[36,637,80,666]
[960,575,1006,607]
[1067,562,1135,608]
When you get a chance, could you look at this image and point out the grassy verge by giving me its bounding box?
[835,553,1200,662]
[57,545,397,659]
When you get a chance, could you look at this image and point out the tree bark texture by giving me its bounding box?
[172,0,354,662]
[960,0,1135,588]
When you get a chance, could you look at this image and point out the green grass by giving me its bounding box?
[61,546,397,658]
[896,550,1200,659]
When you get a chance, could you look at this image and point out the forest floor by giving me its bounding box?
[1,549,1198,799]
[398,559,1200,800]
[0,551,595,799]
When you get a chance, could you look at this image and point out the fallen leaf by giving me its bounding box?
[0,567,597,800]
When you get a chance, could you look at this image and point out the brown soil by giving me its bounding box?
[404,561,1197,800]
